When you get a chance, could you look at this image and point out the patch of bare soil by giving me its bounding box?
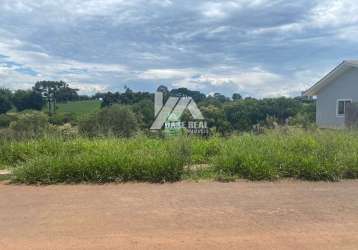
[1,180,358,249]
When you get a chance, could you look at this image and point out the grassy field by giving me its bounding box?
[1,129,358,184]
[44,100,101,117]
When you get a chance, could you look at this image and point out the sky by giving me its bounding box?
[1,0,358,98]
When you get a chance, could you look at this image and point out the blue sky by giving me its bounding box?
[0,0,358,98]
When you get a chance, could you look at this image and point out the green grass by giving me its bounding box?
[8,137,190,184]
[0,175,10,182]
[2,129,358,184]
[213,129,358,181]
[44,100,101,117]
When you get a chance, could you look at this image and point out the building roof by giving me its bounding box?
[303,60,358,96]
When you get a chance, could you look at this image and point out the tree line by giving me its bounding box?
[100,85,315,133]
[0,81,92,115]
[0,82,316,134]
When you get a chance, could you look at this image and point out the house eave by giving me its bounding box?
[303,61,358,97]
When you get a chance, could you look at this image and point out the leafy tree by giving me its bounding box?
[157,85,168,94]
[213,93,229,103]
[200,105,231,135]
[92,92,107,100]
[56,85,79,102]
[132,99,154,129]
[260,97,300,123]
[13,90,44,111]
[157,85,170,102]
[232,93,242,101]
[101,89,153,107]
[0,89,12,114]
[170,88,206,103]
[33,81,75,115]
[224,99,265,131]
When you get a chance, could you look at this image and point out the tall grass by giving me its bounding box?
[8,136,190,184]
[213,129,358,181]
[2,129,358,183]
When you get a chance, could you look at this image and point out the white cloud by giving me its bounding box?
[139,69,196,79]
[309,0,358,28]
[0,0,356,97]
[70,82,109,95]
[0,31,129,93]
[143,66,309,98]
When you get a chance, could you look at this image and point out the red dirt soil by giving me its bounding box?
[1,180,358,250]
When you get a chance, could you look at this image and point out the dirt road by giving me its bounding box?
[1,180,358,250]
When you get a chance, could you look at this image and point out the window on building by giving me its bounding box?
[337,100,352,116]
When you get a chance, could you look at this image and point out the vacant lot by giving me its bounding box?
[1,180,358,250]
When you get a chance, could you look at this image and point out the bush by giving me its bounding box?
[9,111,48,139]
[48,124,79,138]
[49,112,76,125]
[79,105,138,137]
[0,114,13,128]
[289,112,316,129]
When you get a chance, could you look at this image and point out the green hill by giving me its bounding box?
[44,100,101,117]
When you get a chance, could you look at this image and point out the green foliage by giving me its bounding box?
[213,129,358,181]
[53,100,101,117]
[13,90,44,111]
[0,89,12,114]
[11,137,188,184]
[224,99,264,131]
[1,129,357,184]
[33,81,78,115]
[101,89,153,107]
[169,88,206,103]
[79,105,138,137]
[289,112,316,129]
[131,99,154,129]
[232,93,242,101]
[49,112,76,125]
[0,114,13,128]
[9,111,48,139]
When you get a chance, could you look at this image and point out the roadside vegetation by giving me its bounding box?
[1,129,358,184]
[2,81,357,184]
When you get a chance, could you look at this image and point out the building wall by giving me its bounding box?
[317,67,358,128]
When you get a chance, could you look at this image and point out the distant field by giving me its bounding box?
[45,100,102,116]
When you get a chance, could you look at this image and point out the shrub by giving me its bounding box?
[0,114,13,128]
[49,112,76,125]
[9,111,48,139]
[289,112,316,129]
[47,124,79,138]
[79,105,138,137]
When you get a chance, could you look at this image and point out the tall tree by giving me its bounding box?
[56,85,79,102]
[170,88,206,103]
[232,93,242,101]
[33,81,72,115]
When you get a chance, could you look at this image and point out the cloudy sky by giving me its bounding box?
[0,0,358,98]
